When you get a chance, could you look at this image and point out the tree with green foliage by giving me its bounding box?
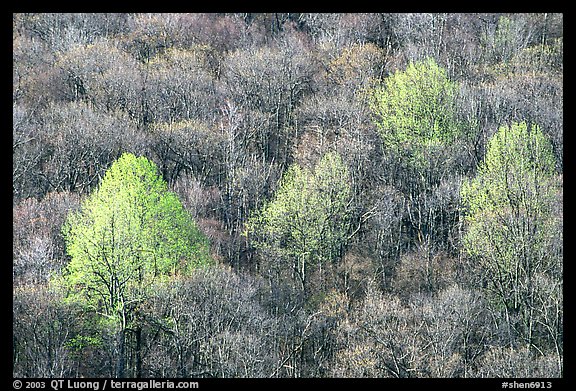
[59,152,211,377]
[368,57,465,167]
[247,152,352,297]
[368,57,472,256]
[461,121,562,358]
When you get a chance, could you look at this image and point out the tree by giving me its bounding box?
[481,15,531,66]
[460,121,562,362]
[36,101,146,196]
[13,191,80,286]
[59,152,211,377]
[369,57,465,158]
[13,13,563,379]
[330,281,418,377]
[144,46,217,124]
[13,103,45,200]
[470,346,561,378]
[220,30,316,166]
[368,56,472,257]
[13,285,80,377]
[144,266,278,377]
[247,152,352,298]
[330,281,492,378]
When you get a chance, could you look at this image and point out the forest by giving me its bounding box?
[13,13,563,379]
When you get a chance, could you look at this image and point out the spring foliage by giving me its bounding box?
[13,13,563,378]
[60,153,211,314]
[460,121,561,315]
[461,121,558,266]
[247,152,352,289]
[369,57,464,156]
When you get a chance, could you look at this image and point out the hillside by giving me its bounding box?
[13,13,563,379]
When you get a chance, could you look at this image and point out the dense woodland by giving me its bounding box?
[13,13,563,378]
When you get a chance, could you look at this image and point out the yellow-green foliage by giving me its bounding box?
[247,152,352,268]
[369,57,464,167]
[461,121,558,271]
[60,153,211,315]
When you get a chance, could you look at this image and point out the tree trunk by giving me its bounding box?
[116,328,126,378]
[135,326,143,378]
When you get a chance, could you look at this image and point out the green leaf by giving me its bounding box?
[247,152,352,275]
[59,153,212,319]
[369,57,465,168]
